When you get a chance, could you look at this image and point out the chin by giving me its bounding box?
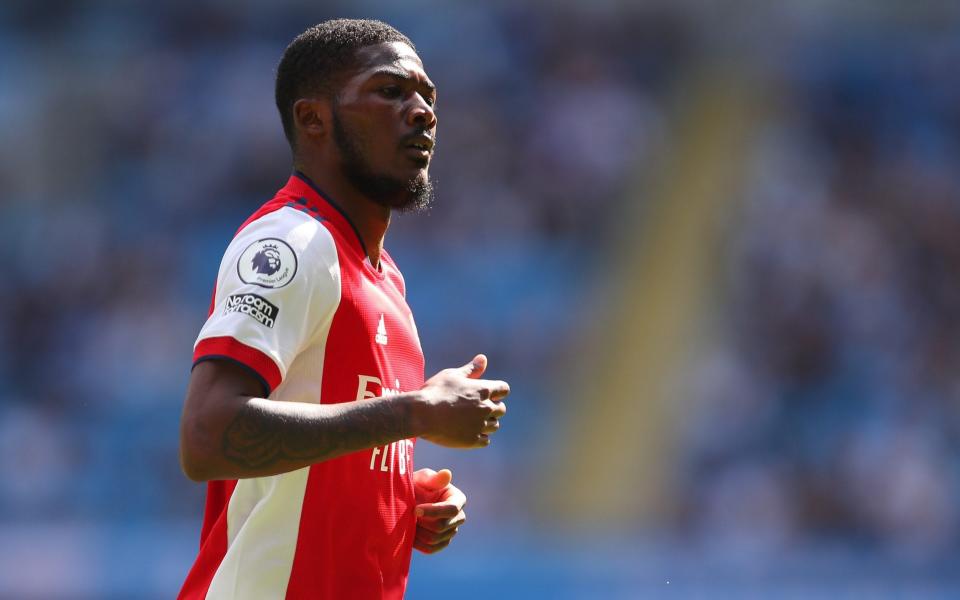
[395,172,434,213]
[351,165,434,212]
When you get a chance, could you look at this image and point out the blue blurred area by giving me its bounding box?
[2,1,960,597]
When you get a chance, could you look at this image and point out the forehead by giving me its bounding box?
[350,41,432,83]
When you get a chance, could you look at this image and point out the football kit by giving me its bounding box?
[178,172,425,600]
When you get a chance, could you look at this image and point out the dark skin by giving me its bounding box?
[292,41,439,267]
[179,42,509,555]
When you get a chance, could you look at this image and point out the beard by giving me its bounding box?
[331,109,435,213]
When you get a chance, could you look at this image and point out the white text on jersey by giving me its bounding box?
[356,374,410,474]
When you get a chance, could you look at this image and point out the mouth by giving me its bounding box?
[402,133,435,160]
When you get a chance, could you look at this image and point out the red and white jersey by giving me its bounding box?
[178,172,425,600]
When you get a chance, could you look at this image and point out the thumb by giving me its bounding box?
[417,468,452,491]
[458,354,487,379]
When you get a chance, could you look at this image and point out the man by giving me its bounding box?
[177,19,510,600]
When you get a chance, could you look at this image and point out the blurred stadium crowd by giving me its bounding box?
[679,20,960,562]
[1,0,959,596]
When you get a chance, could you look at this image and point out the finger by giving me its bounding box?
[481,418,500,434]
[413,468,452,492]
[418,511,466,534]
[457,354,487,379]
[483,400,507,418]
[414,469,453,504]
[485,379,510,400]
[436,482,466,508]
[416,501,461,519]
[414,538,452,555]
[416,522,461,544]
[411,467,436,487]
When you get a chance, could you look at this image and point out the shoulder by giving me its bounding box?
[224,205,341,290]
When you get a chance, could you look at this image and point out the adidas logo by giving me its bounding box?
[375,314,388,345]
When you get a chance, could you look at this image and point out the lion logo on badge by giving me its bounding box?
[238,238,297,288]
[252,244,282,275]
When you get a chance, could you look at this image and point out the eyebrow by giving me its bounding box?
[369,67,436,94]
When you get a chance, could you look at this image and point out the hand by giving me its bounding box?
[416,354,510,448]
[413,468,466,554]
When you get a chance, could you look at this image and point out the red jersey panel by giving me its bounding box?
[178,173,425,600]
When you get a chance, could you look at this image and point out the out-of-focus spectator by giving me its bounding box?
[680,24,960,560]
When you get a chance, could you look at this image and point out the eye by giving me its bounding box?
[379,85,403,99]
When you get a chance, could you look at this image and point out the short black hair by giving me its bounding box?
[275,19,415,148]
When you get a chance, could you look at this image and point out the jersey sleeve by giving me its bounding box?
[193,207,341,395]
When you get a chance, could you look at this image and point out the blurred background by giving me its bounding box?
[3,0,960,597]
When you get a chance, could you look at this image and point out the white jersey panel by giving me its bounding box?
[204,468,310,600]
[200,208,344,597]
[195,206,341,386]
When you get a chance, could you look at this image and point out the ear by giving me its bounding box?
[292,98,331,142]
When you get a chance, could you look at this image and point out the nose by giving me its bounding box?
[407,95,436,130]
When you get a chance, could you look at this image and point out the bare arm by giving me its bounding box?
[180,355,508,481]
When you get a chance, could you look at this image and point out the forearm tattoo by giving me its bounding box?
[222,400,409,470]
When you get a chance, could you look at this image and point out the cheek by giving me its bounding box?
[366,124,399,159]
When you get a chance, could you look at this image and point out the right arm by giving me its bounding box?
[181,212,508,481]
[179,354,508,481]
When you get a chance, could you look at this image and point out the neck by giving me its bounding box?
[294,161,391,269]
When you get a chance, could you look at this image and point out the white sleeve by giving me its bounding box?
[192,207,341,394]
